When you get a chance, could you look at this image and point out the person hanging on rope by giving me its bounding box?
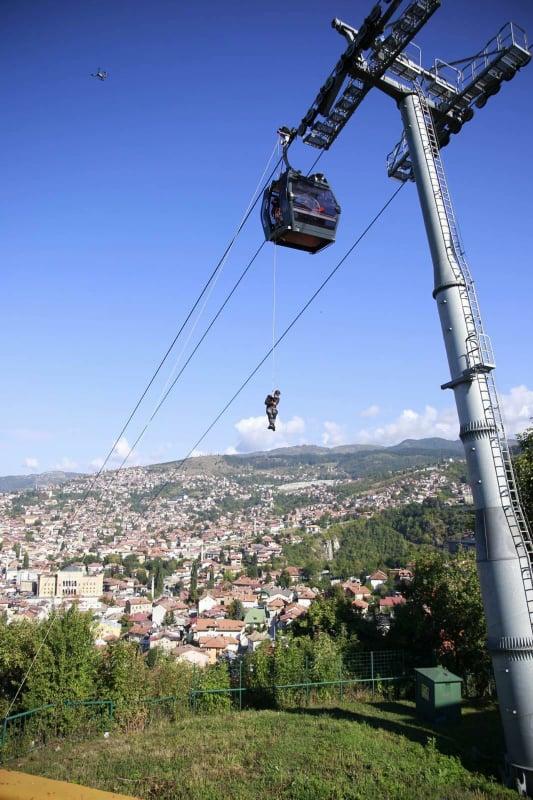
[265,389,280,431]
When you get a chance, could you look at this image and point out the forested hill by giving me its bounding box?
[283,498,475,581]
[0,470,80,493]
[1,438,464,493]
[223,437,463,478]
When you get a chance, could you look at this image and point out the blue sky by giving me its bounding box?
[1,0,532,474]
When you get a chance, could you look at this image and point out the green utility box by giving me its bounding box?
[414,666,462,724]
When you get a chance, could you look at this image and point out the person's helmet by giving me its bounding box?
[274,389,280,396]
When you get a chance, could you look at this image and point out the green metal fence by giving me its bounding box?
[0,649,409,762]
[0,699,115,762]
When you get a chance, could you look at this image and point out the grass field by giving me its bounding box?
[13,699,515,800]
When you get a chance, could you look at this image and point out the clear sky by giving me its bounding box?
[1,0,532,475]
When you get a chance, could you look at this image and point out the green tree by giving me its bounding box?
[278,570,291,589]
[148,657,194,718]
[190,559,199,603]
[153,560,165,597]
[22,551,29,569]
[194,663,231,712]
[97,640,149,725]
[23,608,97,712]
[245,553,260,579]
[272,638,308,708]
[123,554,140,576]
[292,596,338,639]
[227,599,244,620]
[0,617,43,716]
[389,550,490,694]
[207,566,215,589]
[309,632,343,686]
[14,543,21,560]
[145,647,164,669]
[136,568,148,585]
[243,642,275,708]
[163,610,175,626]
[515,426,533,525]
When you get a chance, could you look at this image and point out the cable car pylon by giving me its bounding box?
[266,1,533,792]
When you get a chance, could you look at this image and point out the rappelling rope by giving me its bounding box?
[272,241,277,389]
[154,138,281,409]
[2,140,284,721]
[86,140,283,534]
[67,140,286,527]
[142,181,405,514]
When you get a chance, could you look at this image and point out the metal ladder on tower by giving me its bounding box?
[411,84,533,630]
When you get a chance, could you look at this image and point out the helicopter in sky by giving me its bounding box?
[90,68,108,81]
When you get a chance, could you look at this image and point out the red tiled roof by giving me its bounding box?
[128,612,151,623]
[193,618,244,632]
[380,596,406,607]
[198,636,238,649]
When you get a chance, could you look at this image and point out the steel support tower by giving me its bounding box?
[400,88,533,795]
[280,1,533,792]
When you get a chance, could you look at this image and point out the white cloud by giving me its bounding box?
[360,404,381,418]
[231,415,306,453]
[55,457,78,471]
[500,385,533,436]
[322,421,347,447]
[355,385,533,446]
[90,436,140,472]
[113,437,132,460]
[23,457,39,471]
[109,436,141,467]
[357,404,458,445]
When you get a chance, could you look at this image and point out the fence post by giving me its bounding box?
[305,655,310,706]
[1,717,7,752]
[239,659,243,712]
[338,661,344,703]
[371,651,375,697]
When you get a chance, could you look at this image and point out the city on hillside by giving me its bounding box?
[0,440,474,661]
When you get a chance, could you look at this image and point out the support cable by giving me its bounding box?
[154,141,281,407]
[142,181,405,512]
[2,141,283,720]
[93,145,329,525]
[4,177,402,720]
[307,150,325,174]
[68,142,283,522]
[98,239,267,482]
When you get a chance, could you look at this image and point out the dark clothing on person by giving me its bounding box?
[265,393,280,431]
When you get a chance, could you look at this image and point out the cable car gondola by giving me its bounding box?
[261,168,341,254]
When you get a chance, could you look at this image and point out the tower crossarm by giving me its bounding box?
[296,0,441,151]
[437,23,530,116]
[387,22,531,181]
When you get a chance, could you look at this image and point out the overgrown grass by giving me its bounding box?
[14,699,514,800]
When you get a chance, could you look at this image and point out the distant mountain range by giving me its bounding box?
[0,437,465,493]
[221,437,464,479]
[243,438,463,459]
[0,471,81,494]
